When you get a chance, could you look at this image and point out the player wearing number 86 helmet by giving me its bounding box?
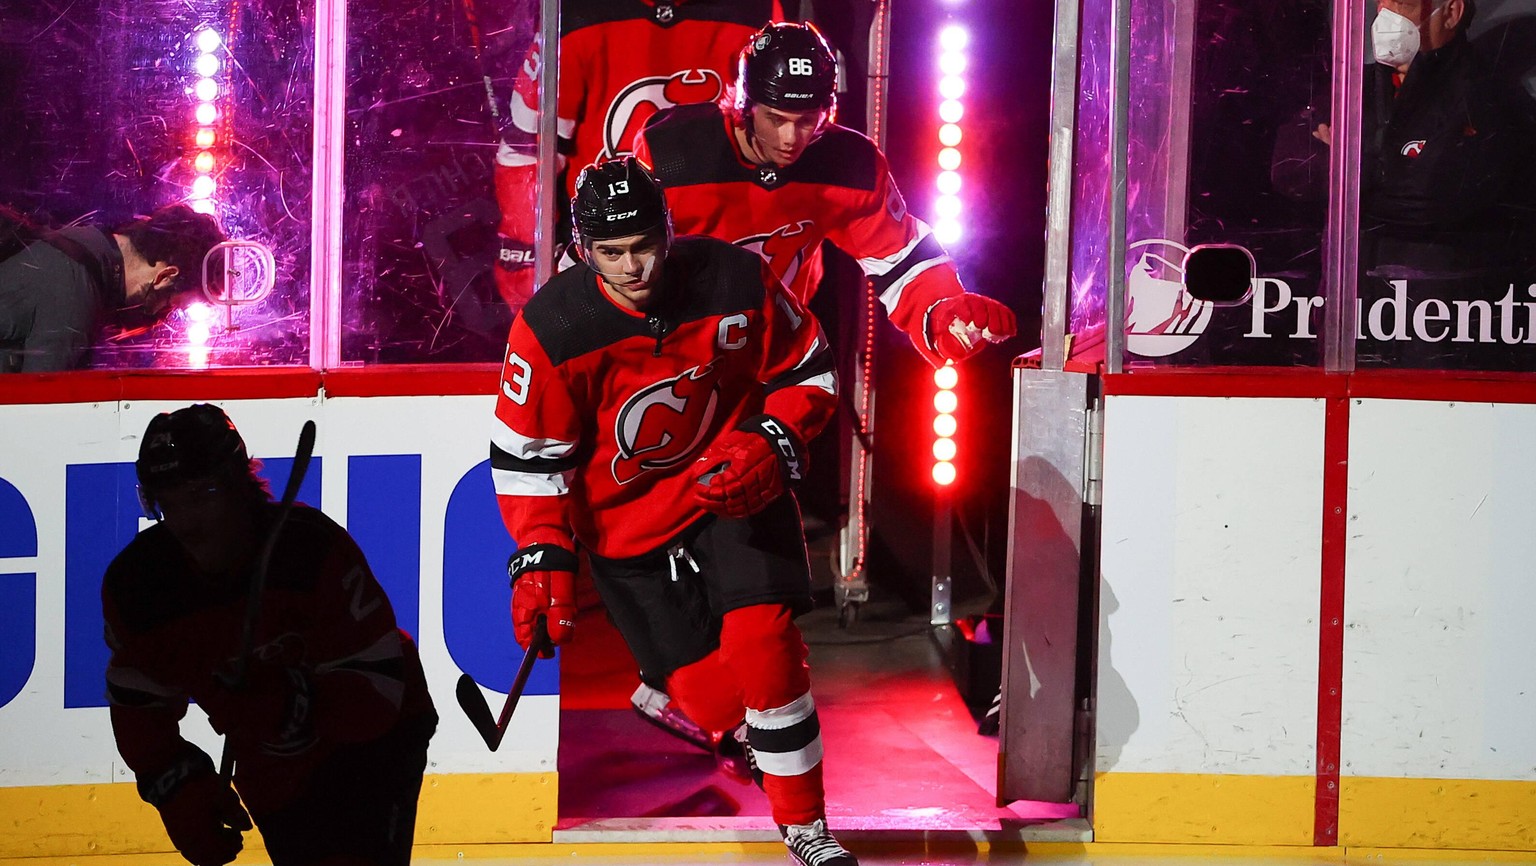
[635,22,1017,367]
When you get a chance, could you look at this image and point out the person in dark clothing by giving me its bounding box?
[104,404,437,866]
[0,204,226,372]
[1270,0,1536,368]
[1273,0,1536,269]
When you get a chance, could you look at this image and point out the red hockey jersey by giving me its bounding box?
[102,505,434,815]
[492,236,836,560]
[511,0,777,198]
[633,103,969,365]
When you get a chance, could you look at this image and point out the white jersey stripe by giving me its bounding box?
[797,370,836,396]
[746,692,816,729]
[510,96,576,141]
[492,465,572,497]
[492,422,578,462]
[877,255,951,316]
[856,221,933,278]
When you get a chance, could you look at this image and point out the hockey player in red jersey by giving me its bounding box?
[492,0,779,308]
[497,0,785,749]
[103,405,437,866]
[493,158,858,866]
[633,21,1018,367]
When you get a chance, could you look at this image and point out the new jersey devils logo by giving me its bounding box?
[602,69,726,160]
[612,363,721,484]
[737,221,815,292]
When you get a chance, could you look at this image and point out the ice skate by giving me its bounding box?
[630,682,723,752]
[716,722,763,787]
[780,818,858,866]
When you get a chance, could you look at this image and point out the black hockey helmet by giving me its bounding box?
[570,157,673,253]
[736,22,838,119]
[136,404,249,513]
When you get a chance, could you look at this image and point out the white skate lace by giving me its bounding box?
[783,819,853,866]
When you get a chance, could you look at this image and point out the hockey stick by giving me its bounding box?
[459,0,509,144]
[456,614,548,751]
[217,419,318,784]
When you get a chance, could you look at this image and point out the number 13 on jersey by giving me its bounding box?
[501,348,532,405]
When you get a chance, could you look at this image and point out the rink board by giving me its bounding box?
[1340,398,1536,850]
[0,394,559,855]
[1095,394,1325,845]
[1088,384,1536,849]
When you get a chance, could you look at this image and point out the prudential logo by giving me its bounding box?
[1125,239,1215,357]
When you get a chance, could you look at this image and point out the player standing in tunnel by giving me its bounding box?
[492,158,858,866]
[634,21,1018,369]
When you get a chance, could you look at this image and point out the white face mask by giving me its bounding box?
[1372,8,1421,67]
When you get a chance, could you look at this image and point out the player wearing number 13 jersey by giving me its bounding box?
[491,160,835,561]
[491,159,860,865]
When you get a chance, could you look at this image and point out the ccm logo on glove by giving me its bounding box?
[758,417,803,482]
[509,545,578,578]
[693,415,805,518]
[508,544,579,656]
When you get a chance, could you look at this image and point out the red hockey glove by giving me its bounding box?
[693,415,806,519]
[200,656,316,756]
[925,294,1018,364]
[509,545,578,658]
[140,750,251,866]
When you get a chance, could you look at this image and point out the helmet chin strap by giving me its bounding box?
[586,246,662,284]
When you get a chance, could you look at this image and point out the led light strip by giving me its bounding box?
[189,27,225,218]
[931,20,968,486]
[181,26,231,366]
[933,24,967,247]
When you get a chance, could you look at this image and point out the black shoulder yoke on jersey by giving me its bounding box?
[642,103,881,192]
[520,236,767,366]
[562,0,775,35]
[104,503,350,636]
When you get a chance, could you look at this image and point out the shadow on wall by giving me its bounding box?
[1094,578,1137,775]
[1010,454,1139,789]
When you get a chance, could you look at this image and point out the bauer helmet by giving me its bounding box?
[736,22,838,120]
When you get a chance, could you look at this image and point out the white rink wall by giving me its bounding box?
[1336,396,1536,848]
[1089,388,1536,849]
[1097,395,1325,780]
[1092,395,1326,844]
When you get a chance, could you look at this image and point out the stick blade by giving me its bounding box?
[455,673,502,751]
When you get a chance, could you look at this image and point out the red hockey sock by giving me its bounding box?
[717,605,826,826]
[762,761,825,827]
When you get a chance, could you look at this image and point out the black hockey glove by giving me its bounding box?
[201,659,317,756]
[140,748,252,866]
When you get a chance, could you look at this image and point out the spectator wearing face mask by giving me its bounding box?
[1272,0,1536,272]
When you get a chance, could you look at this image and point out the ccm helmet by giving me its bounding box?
[736,22,838,119]
[136,403,249,517]
[570,157,673,257]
